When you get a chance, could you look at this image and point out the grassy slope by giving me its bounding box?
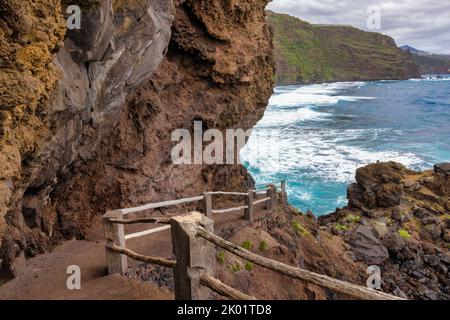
[268,11,420,85]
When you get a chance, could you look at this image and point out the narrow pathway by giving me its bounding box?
[0,202,270,300]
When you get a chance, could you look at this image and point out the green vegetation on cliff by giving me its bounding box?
[268,11,420,85]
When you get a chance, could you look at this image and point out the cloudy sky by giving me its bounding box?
[267,0,450,54]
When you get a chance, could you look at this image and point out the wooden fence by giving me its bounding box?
[103,183,282,275]
[102,182,405,300]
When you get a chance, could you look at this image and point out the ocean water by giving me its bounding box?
[241,76,450,216]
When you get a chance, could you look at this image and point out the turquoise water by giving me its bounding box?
[241,76,450,216]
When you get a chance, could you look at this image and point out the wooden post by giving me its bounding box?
[281,180,288,206]
[202,192,213,217]
[171,212,215,300]
[266,184,276,211]
[244,190,254,222]
[103,211,128,275]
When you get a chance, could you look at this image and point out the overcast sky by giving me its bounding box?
[267,0,450,54]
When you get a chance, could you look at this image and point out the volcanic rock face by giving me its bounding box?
[49,0,273,239]
[320,162,450,299]
[0,0,174,278]
[0,0,274,279]
[0,0,65,264]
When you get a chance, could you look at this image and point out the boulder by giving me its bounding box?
[347,224,389,265]
[443,231,450,242]
[391,206,404,223]
[393,287,408,299]
[377,184,403,208]
[434,163,450,175]
[347,183,368,210]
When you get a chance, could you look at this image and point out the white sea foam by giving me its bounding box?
[241,128,427,183]
[410,75,450,82]
[241,81,429,185]
[242,80,447,215]
[257,107,328,127]
[297,191,313,202]
[269,82,374,108]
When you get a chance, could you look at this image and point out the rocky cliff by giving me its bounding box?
[268,11,420,85]
[320,162,450,299]
[0,0,274,279]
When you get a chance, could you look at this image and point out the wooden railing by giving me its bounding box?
[103,182,284,275]
[102,182,405,300]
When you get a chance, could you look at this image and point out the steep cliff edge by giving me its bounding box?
[0,0,274,279]
[268,11,420,85]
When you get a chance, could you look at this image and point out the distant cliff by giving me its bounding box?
[268,11,420,85]
[412,55,450,75]
[400,46,450,75]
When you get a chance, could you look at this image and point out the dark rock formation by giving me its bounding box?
[320,162,450,300]
[435,163,450,175]
[347,224,389,265]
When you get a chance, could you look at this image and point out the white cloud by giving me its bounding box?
[267,0,450,54]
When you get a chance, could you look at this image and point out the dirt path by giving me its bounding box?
[0,203,270,300]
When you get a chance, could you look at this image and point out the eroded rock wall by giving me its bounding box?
[0,0,65,257]
[0,0,175,278]
[0,0,274,279]
[50,0,274,239]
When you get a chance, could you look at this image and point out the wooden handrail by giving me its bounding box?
[103,181,280,279]
[207,191,248,196]
[196,227,405,301]
[109,217,171,225]
[212,206,248,214]
[107,182,279,218]
[106,243,176,268]
[210,196,271,214]
[118,196,204,215]
[200,274,257,300]
[125,225,171,240]
[253,197,271,205]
